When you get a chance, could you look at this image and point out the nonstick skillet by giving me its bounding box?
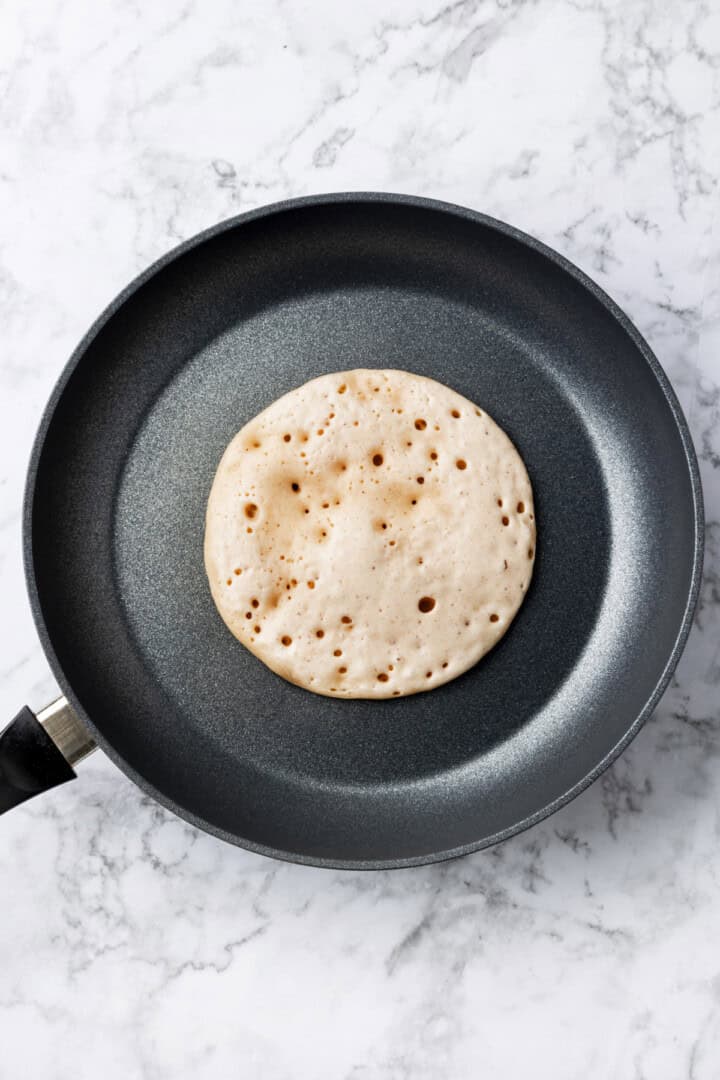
[0,193,703,868]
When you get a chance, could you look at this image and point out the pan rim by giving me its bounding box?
[22,191,704,869]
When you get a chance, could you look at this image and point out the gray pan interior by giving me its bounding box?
[24,194,703,868]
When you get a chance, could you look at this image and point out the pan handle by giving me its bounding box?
[0,698,96,814]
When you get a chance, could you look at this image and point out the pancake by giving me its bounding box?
[204,369,536,698]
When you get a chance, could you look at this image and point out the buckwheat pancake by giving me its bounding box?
[204,369,535,698]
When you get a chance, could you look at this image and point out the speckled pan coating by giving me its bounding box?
[24,193,703,868]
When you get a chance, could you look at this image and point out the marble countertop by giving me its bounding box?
[1,1,719,1076]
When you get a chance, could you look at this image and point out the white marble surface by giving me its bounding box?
[1,1,719,1076]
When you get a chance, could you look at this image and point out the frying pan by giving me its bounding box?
[0,193,703,868]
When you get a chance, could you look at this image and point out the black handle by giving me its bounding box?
[0,706,76,814]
